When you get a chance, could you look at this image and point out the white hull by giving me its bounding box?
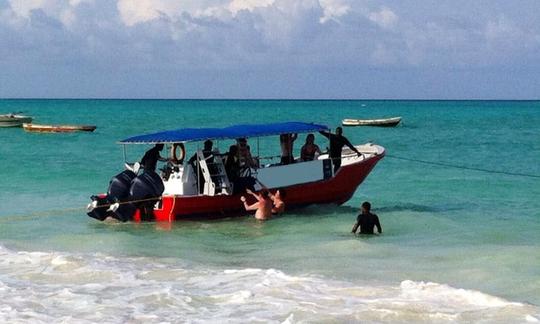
[342,117,401,127]
[0,115,33,127]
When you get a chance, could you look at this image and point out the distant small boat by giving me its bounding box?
[22,123,97,133]
[0,113,33,128]
[342,117,402,127]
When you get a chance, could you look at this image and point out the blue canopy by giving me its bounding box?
[120,122,329,144]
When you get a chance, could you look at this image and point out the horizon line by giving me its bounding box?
[1,97,539,101]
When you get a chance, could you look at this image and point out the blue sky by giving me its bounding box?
[1,0,539,99]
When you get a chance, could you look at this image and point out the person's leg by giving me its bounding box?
[333,158,341,173]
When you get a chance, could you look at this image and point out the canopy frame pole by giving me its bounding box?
[197,142,200,196]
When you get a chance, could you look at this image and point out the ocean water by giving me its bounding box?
[0,99,539,323]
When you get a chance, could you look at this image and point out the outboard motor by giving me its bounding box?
[87,169,137,222]
[108,170,137,201]
[120,171,165,221]
[87,195,110,221]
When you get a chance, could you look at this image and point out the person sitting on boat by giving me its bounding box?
[188,140,216,194]
[241,189,273,221]
[279,133,298,165]
[269,189,286,214]
[300,133,322,161]
[237,138,258,169]
[319,127,361,172]
[351,201,382,235]
[140,144,167,173]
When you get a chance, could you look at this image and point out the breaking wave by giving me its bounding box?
[0,245,537,323]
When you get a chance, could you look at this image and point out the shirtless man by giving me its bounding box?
[241,189,273,220]
[269,189,286,214]
[279,133,298,165]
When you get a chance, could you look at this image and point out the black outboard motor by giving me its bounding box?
[120,171,165,221]
[87,195,110,221]
[108,170,137,200]
[87,170,137,222]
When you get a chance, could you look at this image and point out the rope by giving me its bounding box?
[386,154,540,179]
[0,196,162,223]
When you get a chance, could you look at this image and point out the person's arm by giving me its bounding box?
[246,189,259,200]
[315,145,322,154]
[319,131,330,139]
[188,153,197,165]
[351,221,360,234]
[375,216,382,234]
[300,145,307,161]
[241,196,259,211]
[344,137,361,156]
[245,147,258,168]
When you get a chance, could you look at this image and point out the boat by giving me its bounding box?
[342,117,401,127]
[0,113,32,127]
[86,122,385,222]
[22,123,97,133]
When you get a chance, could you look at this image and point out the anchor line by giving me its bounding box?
[385,154,540,179]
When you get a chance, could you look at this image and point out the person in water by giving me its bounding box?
[300,133,322,161]
[269,188,286,214]
[140,143,167,173]
[241,189,273,220]
[319,127,361,173]
[351,201,382,235]
[280,133,298,165]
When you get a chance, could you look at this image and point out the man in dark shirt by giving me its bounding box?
[352,201,382,235]
[319,127,361,173]
[188,140,215,194]
[140,144,166,173]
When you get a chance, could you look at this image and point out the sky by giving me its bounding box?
[1,0,539,99]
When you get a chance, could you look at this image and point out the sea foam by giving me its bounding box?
[0,245,537,323]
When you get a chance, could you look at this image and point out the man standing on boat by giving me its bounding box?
[352,202,382,235]
[188,140,215,194]
[280,133,298,164]
[319,127,361,173]
[140,144,167,173]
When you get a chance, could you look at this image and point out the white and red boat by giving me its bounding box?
[87,122,385,222]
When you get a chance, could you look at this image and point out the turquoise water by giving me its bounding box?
[0,99,539,322]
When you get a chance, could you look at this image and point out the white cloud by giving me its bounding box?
[368,7,398,29]
[319,0,349,23]
[6,0,93,26]
[228,0,274,14]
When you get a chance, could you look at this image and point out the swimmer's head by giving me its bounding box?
[361,201,371,213]
[336,127,343,135]
[260,189,270,199]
